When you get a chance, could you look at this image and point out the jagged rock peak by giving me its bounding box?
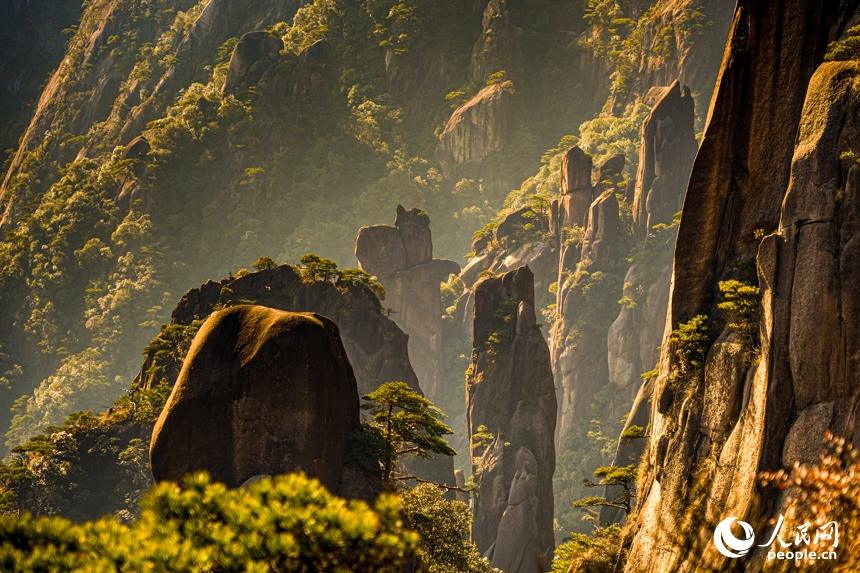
[632,79,696,239]
[560,146,593,194]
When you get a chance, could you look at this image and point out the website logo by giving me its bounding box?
[713,517,755,558]
[712,514,839,562]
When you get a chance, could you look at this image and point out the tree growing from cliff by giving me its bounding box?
[669,314,709,384]
[718,279,761,347]
[252,256,278,270]
[573,464,638,516]
[361,382,457,484]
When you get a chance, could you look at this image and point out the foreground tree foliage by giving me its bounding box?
[0,471,418,572]
[400,484,498,573]
[760,432,860,573]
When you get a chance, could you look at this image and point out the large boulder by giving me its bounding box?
[150,306,359,492]
[355,225,407,279]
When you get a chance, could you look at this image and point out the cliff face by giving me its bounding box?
[621,2,860,571]
[0,0,84,156]
[467,266,557,573]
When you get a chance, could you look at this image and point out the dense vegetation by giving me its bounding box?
[0,471,419,572]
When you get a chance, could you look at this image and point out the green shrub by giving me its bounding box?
[669,314,709,384]
[0,471,419,572]
[252,256,278,270]
[553,524,622,573]
[717,279,760,345]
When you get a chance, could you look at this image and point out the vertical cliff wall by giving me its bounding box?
[467,265,557,573]
[621,2,860,572]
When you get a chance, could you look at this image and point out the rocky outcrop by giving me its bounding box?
[621,2,860,571]
[135,263,421,399]
[0,0,304,228]
[467,266,556,572]
[150,306,359,492]
[221,31,285,95]
[605,0,734,116]
[0,0,84,153]
[355,206,460,401]
[552,154,624,446]
[632,80,697,239]
[600,82,697,480]
[468,0,522,85]
[434,83,513,170]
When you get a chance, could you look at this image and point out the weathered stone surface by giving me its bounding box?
[394,204,433,267]
[699,328,749,440]
[150,306,359,492]
[468,266,556,568]
[430,258,462,281]
[560,146,593,194]
[490,448,541,573]
[434,84,512,169]
[386,262,444,399]
[496,206,535,243]
[355,206,446,400]
[135,264,420,399]
[623,3,860,569]
[355,225,407,279]
[782,402,834,469]
[596,153,625,185]
[632,80,696,239]
[580,190,620,270]
[469,0,521,85]
[222,31,284,94]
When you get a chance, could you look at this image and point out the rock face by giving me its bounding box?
[467,266,556,572]
[468,0,521,85]
[600,83,697,486]
[632,79,697,239]
[434,83,513,170]
[621,2,860,571]
[0,0,305,229]
[355,206,460,401]
[551,153,624,447]
[150,306,358,492]
[138,263,455,491]
[605,0,734,116]
[222,31,285,94]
